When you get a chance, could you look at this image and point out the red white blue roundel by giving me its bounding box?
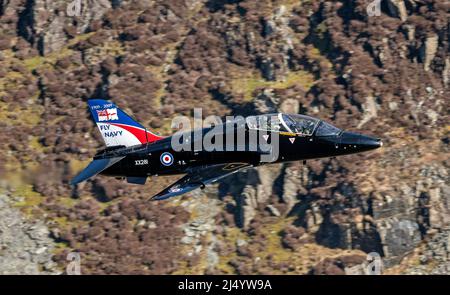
[160,152,174,166]
[169,186,182,193]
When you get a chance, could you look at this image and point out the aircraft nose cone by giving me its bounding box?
[340,131,382,152]
[358,134,383,149]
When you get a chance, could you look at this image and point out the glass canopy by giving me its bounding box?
[246,113,341,136]
[281,114,319,136]
[246,114,289,133]
[315,121,341,136]
[246,113,324,136]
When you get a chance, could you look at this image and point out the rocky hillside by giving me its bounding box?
[0,0,448,274]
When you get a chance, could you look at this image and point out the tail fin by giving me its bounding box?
[87,99,163,147]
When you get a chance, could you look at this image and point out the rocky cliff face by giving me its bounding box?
[0,0,448,274]
[0,193,58,274]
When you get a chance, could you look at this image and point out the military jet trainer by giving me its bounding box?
[71,99,383,200]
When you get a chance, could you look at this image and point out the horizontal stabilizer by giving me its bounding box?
[71,156,125,185]
[127,177,147,185]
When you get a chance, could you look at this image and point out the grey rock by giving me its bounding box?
[421,34,439,72]
[357,96,378,128]
[443,58,450,87]
[253,89,279,113]
[405,229,450,274]
[0,194,59,274]
[386,0,408,21]
[239,185,257,229]
[281,164,307,213]
[21,0,111,55]
[266,204,281,217]
[236,239,247,247]
[181,236,193,245]
[147,221,157,229]
[179,195,220,268]
[206,247,219,269]
[377,218,421,266]
[280,98,299,114]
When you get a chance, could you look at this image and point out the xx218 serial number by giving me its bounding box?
[134,159,148,165]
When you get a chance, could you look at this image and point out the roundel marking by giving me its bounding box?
[169,186,182,193]
[160,152,174,166]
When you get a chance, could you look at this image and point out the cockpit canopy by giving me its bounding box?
[246,113,341,136]
[281,114,318,136]
[315,120,341,136]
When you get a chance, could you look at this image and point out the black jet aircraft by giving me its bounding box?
[71,99,382,200]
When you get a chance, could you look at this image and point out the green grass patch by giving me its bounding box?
[230,70,316,101]
[216,227,248,274]
[12,184,43,216]
[23,32,96,71]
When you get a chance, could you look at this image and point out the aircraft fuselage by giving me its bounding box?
[71,103,382,200]
[100,120,382,179]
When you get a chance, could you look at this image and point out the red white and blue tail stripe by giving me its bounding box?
[88,99,163,147]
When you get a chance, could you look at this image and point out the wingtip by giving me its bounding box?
[70,176,84,186]
[149,193,174,201]
[148,195,164,201]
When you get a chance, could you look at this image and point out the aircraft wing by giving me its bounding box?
[150,163,252,201]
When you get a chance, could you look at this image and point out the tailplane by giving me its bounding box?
[87,99,163,147]
[71,156,125,185]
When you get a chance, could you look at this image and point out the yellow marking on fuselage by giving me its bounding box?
[279,132,297,137]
